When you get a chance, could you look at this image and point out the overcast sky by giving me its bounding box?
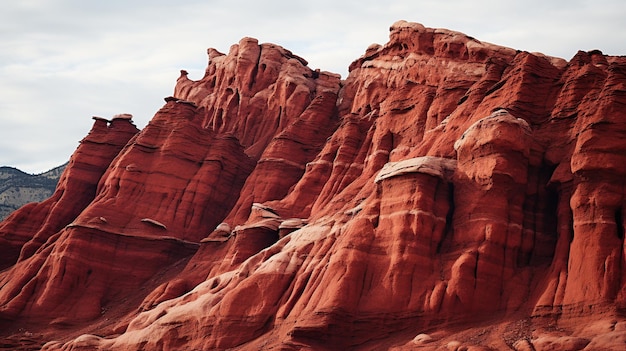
[1,0,624,173]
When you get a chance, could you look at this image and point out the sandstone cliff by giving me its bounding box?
[1,21,626,350]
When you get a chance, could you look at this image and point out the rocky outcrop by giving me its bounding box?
[0,117,138,270]
[2,20,626,350]
[0,36,341,346]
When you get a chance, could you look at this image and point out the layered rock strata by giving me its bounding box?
[1,21,625,350]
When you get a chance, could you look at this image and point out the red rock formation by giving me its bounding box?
[0,35,341,348]
[2,20,626,351]
[0,116,139,270]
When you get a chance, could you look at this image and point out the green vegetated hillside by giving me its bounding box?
[0,163,66,221]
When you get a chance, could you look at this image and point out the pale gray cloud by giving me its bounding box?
[1,0,624,173]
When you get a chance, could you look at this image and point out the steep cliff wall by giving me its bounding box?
[1,21,625,351]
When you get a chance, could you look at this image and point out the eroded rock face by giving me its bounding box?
[2,21,626,350]
[0,38,340,330]
[0,117,139,270]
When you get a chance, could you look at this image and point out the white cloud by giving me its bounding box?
[0,0,624,173]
